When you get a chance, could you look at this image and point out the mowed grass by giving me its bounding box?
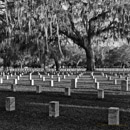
[0,91,130,130]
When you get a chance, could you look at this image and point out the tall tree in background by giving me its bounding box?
[1,0,130,71]
[55,0,130,71]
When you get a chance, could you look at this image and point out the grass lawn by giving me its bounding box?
[0,91,130,130]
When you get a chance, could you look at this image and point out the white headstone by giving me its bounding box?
[0,78,3,84]
[11,84,16,92]
[50,75,53,79]
[95,82,99,89]
[108,107,119,125]
[71,79,77,88]
[36,85,42,93]
[42,76,45,81]
[64,87,71,96]
[57,77,60,82]
[63,75,66,79]
[113,79,117,85]
[108,76,112,81]
[5,97,15,111]
[50,80,54,87]
[31,79,34,86]
[121,80,128,91]
[29,73,32,80]
[17,76,20,80]
[6,75,9,80]
[49,101,59,117]
[14,79,17,85]
[98,89,104,99]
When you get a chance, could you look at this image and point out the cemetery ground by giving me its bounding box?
[0,71,130,129]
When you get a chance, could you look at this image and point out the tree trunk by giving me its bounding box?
[53,56,60,71]
[54,59,60,71]
[85,47,95,71]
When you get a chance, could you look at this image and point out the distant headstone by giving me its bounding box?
[42,76,45,81]
[17,76,20,80]
[31,79,34,86]
[121,80,128,91]
[108,107,119,125]
[63,75,66,79]
[6,75,9,80]
[108,76,112,81]
[50,75,53,79]
[5,97,15,111]
[113,79,117,85]
[125,77,129,81]
[64,87,71,96]
[14,79,17,85]
[36,85,42,93]
[50,80,54,87]
[57,77,60,82]
[101,72,104,76]
[95,82,99,89]
[119,75,122,78]
[0,78,3,84]
[49,101,59,117]
[71,79,77,88]
[29,73,32,80]
[94,78,97,83]
[98,89,104,99]
[11,84,16,92]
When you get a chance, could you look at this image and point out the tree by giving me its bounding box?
[54,0,130,71]
[1,0,130,71]
[107,44,130,67]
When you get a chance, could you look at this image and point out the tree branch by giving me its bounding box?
[89,10,110,23]
[94,21,117,36]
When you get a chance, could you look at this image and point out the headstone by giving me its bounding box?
[29,73,32,80]
[94,78,97,83]
[114,73,117,77]
[17,76,20,80]
[57,77,60,82]
[14,79,17,85]
[0,78,3,84]
[121,80,128,91]
[125,77,129,81]
[64,87,71,96]
[42,76,45,81]
[63,75,66,79]
[49,101,59,117]
[36,85,42,93]
[98,89,104,99]
[50,80,54,87]
[31,79,34,86]
[101,72,104,76]
[50,75,53,79]
[108,76,112,81]
[91,72,94,76]
[119,75,122,78]
[108,107,119,125]
[92,76,95,79]
[71,79,77,88]
[5,97,15,111]
[6,75,9,80]
[11,84,16,92]
[113,79,117,85]
[39,75,42,78]
[105,74,108,78]
[95,82,99,89]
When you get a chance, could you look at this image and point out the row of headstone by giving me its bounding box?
[5,97,119,125]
